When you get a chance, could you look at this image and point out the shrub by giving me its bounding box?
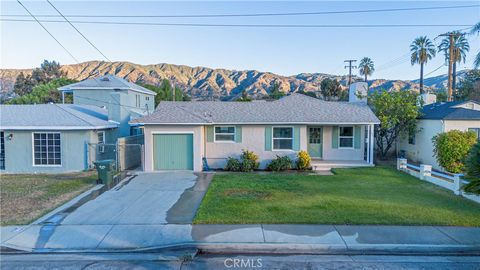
[224,149,259,172]
[432,130,477,173]
[463,142,480,195]
[224,157,242,172]
[296,150,312,170]
[267,155,293,171]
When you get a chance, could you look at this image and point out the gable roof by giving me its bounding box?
[132,93,380,125]
[0,104,118,130]
[420,101,480,120]
[58,74,156,96]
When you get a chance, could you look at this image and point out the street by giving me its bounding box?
[2,253,480,270]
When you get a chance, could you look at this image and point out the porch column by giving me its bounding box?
[369,124,374,165]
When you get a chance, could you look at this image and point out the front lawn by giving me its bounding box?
[194,167,480,226]
[0,172,97,225]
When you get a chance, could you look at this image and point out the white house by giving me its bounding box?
[398,94,480,171]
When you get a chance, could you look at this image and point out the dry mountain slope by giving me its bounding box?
[1,61,433,100]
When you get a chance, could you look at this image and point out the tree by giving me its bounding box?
[297,90,317,98]
[410,36,436,94]
[31,60,67,84]
[369,90,421,159]
[235,90,252,102]
[13,72,36,96]
[358,57,375,82]
[320,78,343,101]
[269,82,285,100]
[438,32,469,91]
[470,22,480,69]
[463,142,480,195]
[140,79,189,106]
[432,130,477,173]
[455,70,480,102]
[8,78,77,104]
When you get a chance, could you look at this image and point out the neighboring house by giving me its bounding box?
[0,104,117,173]
[131,92,380,171]
[398,96,480,171]
[58,74,156,137]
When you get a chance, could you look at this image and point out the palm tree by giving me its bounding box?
[438,31,469,90]
[358,57,375,82]
[410,36,436,94]
[470,22,480,69]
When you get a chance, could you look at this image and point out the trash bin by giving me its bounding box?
[94,159,116,184]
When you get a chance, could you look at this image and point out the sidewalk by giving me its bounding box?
[2,224,480,254]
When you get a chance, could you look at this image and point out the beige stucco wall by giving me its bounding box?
[143,124,367,171]
[143,125,204,172]
[398,119,480,171]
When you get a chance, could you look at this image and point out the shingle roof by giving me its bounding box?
[58,74,156,96]
[0,104,118,130]
[132,93,380,125]
[420,101,480,120]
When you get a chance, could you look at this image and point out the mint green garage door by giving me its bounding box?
[153,134,194,170]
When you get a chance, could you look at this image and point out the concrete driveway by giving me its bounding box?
[59,172,211,225]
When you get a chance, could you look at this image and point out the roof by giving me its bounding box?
[58,74,156,96]
[420,101,480,120]
[131,93,380,125]
[0,104,118,130]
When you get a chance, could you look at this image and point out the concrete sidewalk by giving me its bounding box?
[2,224,480,254]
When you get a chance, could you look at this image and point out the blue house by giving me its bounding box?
[0,75,156,173]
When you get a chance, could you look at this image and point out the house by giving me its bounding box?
[398,94,480,171]
[131,91,380,171]
[0,104,117,173]
[0,75,156,173]
[58,74,156,137]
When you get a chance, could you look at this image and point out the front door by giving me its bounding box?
[307,127,323,159]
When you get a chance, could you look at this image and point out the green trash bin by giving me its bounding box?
[94,159,116,184]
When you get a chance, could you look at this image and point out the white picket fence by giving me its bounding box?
[397,158,480,204]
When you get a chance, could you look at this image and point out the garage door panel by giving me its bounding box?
[153,134,193,170]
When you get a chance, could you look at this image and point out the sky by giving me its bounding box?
[0,0,479,80]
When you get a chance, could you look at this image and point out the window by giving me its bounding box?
[0,132,4,170]
[338,126,354,148]
[469,128,480,141]
[273,127,293,150]
[135,94,141,107]
[33,133,61,166]
[146,96,150,101]
[214,126,235,142]
[97,131,105,153]
[408,131,416,145]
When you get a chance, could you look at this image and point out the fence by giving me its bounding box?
[88,135,144,172]
[397,158,480,204]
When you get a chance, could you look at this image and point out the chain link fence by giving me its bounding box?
[88,135,144,171]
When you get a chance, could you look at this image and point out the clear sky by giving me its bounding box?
[1,1,479,80]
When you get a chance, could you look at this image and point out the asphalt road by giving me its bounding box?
[2,253,480,270]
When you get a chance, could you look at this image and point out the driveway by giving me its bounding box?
[58,172,211,225]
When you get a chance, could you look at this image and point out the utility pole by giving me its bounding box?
[344,60,357,86]
[438,32,462,102]
[171,80,175,101]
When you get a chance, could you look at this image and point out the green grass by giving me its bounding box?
[0,172,97,225]
[194,167,480,226]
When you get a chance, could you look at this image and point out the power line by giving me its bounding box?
[423,64,445,78]
[2,4,479,18]
[46,0,111,62]
[15,0,79,63]
[344,60,357,85]
[1,19,473,28]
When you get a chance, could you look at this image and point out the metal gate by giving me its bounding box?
[87,143,143,171]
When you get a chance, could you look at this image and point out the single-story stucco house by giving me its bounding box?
[398,96,480,171]
[131,93,380,171]
[0,104,118,173]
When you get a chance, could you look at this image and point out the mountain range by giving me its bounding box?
[0,61,456,100]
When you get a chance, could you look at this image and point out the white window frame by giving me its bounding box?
[469,128,480,141]
[97,131,106,153]
[338,126,355,149]
[135,94,141,108]
[272,126,294,151]
[32,132,62,167]
[214,126,236,143]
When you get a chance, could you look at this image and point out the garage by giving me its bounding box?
[153,134,194,170]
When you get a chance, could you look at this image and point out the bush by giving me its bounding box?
[432,130,477,173]
[225,157,242,172]
[296,150,312,170]
[267,155,293,171]
[463,142,480,195]
[224,149,259,172]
